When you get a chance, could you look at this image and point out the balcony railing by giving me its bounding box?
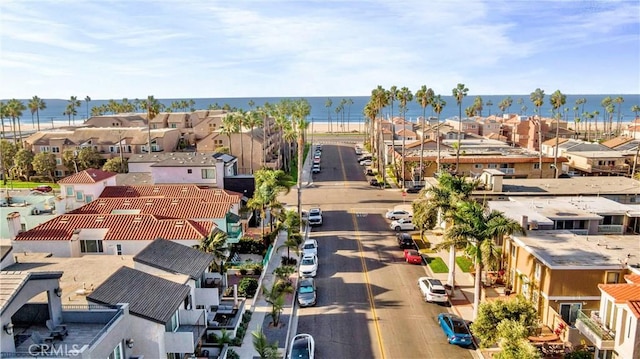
[591,164,629,172]
[568,229,589,235]
[598,224,624,234]
[575,310,615,350]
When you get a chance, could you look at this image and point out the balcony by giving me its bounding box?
[591,164,629,173]
[568,229,589,235]
[598,224,624,234]
[575,310,615,350]
[163,310,206,354]
[500,168,515,175]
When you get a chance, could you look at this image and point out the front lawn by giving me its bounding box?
[455,256,474,273]
[425,256,449,273]
[1,180,58,190]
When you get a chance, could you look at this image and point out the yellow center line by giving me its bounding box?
[337,144,348,186]
[352,213,386,359]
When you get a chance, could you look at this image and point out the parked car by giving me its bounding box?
[360,159,372,166]
[396,233,416,249]
[405,185,424,194]
[369,178,380,186]
[32,185,53,193]
[302,239,318,256]
[299,254,318,277]
[355,147,363,155]
[358,154,372,162]
[308,208,323,226]
[314,153,321,160]
[390,218,415,231]
[404,249,423,265]
[297,278,317,307]
[365,168,374,176]
[385,209,412,220]
[418,277,449,304]
[313,158,321,164]
[438,313,474,347]
[312,164,321,174]
[289,333,315,359]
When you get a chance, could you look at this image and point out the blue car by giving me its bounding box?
[437,313,474,347]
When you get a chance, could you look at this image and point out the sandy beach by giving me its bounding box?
[4,120,365,135]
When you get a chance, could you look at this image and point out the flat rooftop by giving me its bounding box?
[511,231,640,270]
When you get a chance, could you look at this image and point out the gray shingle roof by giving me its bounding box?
[134,238,214,279]
[87,266,190,324]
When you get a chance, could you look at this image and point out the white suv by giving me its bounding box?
[308,208,323,226]
[418,277,449,303]
[299,254,318,277]
[390,218,415,231]
[302,239,318,256]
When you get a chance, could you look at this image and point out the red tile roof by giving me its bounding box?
[598,283,640,302]
[99,185,242,202]
[58,169,117,184]
[14,214,213,241]
[625,274,640,284]
[629,300,640,319]
[71,197,232,219]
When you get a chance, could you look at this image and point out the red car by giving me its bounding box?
[404,249,423,265]
[32,185,53,193]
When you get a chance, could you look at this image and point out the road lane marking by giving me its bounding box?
[352,214,387,359]
[337,145,348,186]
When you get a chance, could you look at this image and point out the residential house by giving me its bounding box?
[488,196,636,236]
[24,128,182,178]
[622,121,640,140]
[1,270,136,358]
[133,239,247,348]
[57,169,118,212]
[400,141,562,180]
[84,114,147,127]
[503,231,639,349]
[575,274,640,359]
[564,150,630,176]
[87,266,205,358]
[603,137,640,170]
[1,192,58,240]
[9,213,214,257]
[127,152,238,188]
[444,117,480,136]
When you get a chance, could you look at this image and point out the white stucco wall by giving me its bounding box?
[151,166,218,185]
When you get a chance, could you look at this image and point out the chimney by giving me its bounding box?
[521,215,528,230]
[6,212,22,239]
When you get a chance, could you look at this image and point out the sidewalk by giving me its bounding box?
[233,230,296,358]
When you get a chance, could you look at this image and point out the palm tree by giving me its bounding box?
[592,110,600,140]
[431,95,446,173]
[452,83,469,174]
[446,201,524,319]
[397,87,413,187]
[68,96,81,124]
[601,96,613,138]
[141,95,162,152]
[84,96,91,119]
[251,327,278,359]
[293,99,310,228]
[221,113,239,156]
[370,86,389,178]
[486,100,494,116]
[325,98,333,133]
[28,96,46,131]
[415,85,433,182]
[7,99,26,147]
[473,96,484,117]
[193,230,228,273]
[530,88,545,178]
[631,104,640,119]
[345,98,354,131]
[237,110,247,169]
[614,96,625,136]
[0,101,7,139]
[550,90,566,178]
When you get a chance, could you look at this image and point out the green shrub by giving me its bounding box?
[226,349,240,359]
[281,256,297,266]
[238,278,258,297]
[251,263,263,275]
[239,268,248,275]
[232,236,266,255]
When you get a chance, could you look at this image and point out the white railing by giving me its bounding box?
[598,224,624,234]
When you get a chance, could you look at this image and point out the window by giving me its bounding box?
[559,303,581,325]
[76,191,84,201]
[116,244,122,255]
[85,195,93,203]
[39,146,50,152]
[511,244,517,259]
[51,146,60,153]
[605,272,619,284]
[201,169,216,179]
[187,169,193,174]
[488,164,497,169]
[533,163,540,169]
[474,164,483,169]
[107,343,123,359]
[55,158,62,165]
[66,186,74,196]
[534,263,541,281]
[170,123,177,128]
[54,170,64,177]
[109,146,119,153]
[80,240,104,253]
[165,309,179,332]
[214,139,223,146]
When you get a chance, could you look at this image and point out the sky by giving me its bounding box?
[1,0,639,99]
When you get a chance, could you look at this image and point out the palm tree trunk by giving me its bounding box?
[36,110,41,131]
[17,119,23,148]
[297,136,304,233]
[250,126,255,174]
[473,260,482,320]
[447,244,456,288]
[11,117,17,145]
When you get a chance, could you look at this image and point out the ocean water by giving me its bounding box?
[4,94,639,128]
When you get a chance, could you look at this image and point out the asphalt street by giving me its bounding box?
[279,137,474,359]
